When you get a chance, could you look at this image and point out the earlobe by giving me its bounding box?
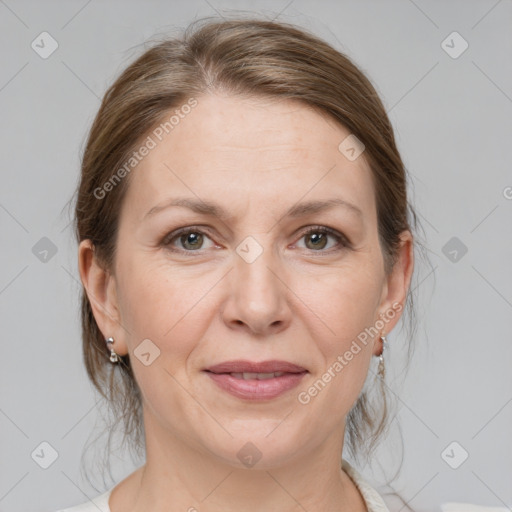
[78,240,126,354]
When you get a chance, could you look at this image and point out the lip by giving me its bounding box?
[203,360,308,401]
[205,360,307,374]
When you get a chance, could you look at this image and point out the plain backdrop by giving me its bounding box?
[0,1,511,511]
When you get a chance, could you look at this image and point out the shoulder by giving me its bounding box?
[52,488,112,512]
[342,459,391,512]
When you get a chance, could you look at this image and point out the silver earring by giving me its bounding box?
[378,334,387,379]
[105,337,119,363]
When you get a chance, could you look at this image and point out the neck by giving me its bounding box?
[117,412,366,512]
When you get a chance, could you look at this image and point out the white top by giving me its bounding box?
[55,460,390,512]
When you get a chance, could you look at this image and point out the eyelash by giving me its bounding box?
[161,225,351,255]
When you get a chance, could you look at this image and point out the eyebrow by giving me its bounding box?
[143,197,363,221]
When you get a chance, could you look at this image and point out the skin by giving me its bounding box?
[79,92,414,512]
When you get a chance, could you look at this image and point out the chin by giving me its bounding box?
[202,425,306,470]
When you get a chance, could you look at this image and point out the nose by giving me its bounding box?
[221,242,292,337]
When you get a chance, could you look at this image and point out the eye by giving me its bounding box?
[162,225,350,254]
[162,227,216,252]
[295,226,349,253]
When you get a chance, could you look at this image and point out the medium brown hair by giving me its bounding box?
[73,15,428,503]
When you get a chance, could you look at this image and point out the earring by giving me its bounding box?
[378,333,387,379]
[105,337,119,363]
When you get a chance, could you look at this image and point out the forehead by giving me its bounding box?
[121,93,376,223]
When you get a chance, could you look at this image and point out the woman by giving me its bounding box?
[59,16,418,512]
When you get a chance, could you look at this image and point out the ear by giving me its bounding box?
[373,230,414,355]
[78,239,128,356]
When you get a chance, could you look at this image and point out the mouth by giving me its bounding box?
[216,371,292,380]
[204,359,308,374]
[203,360,308,400]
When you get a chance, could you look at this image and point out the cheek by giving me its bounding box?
[114,256,216,417]
[294,262,382,403]
[301,262,383,342]
[116,254,219,357]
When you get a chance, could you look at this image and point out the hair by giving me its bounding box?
[72,14,431,508]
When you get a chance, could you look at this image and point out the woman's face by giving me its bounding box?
[81,93,412,468]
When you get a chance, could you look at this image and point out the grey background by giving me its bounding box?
[1,1,511,511]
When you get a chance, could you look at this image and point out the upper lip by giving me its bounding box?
[205,360,308,374]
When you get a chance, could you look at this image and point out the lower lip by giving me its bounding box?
[204,371,307,400]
